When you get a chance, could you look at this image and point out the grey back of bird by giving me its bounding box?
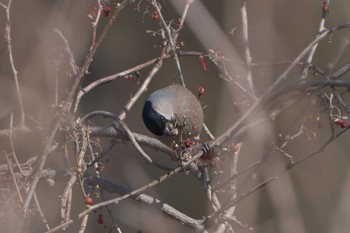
[148,84,204,146]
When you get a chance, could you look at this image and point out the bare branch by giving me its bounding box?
[152,0,185,86]
[4,151,23,202]
[75,51,203,109]
[211,22,350,148]
[300,0,330,81]
[22,0,130,213]
[239,0,255,98]
[45,146,206,233]
[90,0,103,50]
[34,192,51,231]
[4,0,25,126]
[53,29,79,76]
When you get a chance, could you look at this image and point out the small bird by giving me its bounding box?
[142,84,204,148]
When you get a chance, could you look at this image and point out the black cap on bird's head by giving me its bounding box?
[142,101,178,137]
[142,101,166,136]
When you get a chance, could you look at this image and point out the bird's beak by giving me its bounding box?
[163,122,178,136]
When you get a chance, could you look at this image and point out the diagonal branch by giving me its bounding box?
[211,22,350,148]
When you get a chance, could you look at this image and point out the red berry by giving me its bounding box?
[184,138,192,147]
[230,143,239,153]
[335,117,347,128]
[177,18,182,27]
[199,56,207,71]
[85,197,93,205]
[197,86,205,97]
[97,214,104,224]
[87,7,98,20]
[201,152,214,161]
[323,2,329,11]
[152,12,159,20]
[340,122,347,128]
[103,5,111,17]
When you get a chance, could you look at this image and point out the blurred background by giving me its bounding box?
[1,0,350,232]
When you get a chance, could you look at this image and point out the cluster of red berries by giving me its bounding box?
[183,138,195,148]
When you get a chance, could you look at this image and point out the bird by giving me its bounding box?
[142,84,204,149]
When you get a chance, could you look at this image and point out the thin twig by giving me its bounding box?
[0,124,31,137]
[113,119,152,163]
[172,0,194,43]
[45,147,206,233]
[9,114,26,177]
[54,29,79,76]
[214,143,242,233]
[4,0,25,126]
[300,0,330,81]
[239,0,255,98]
[61,174,77,224]
[205,126,350,226]
[203,123,215,140]
[211,23,350,148]
[90,0,103,51]
[0,1,6,8]
[119,57,164,120]
[88,125,175,156]
[100,191,123,232]
[152,0,185,86]
[22,138,59,213]
[81,111,173,170]
[68,0,130,113]
[4,151,23,202]
[34,192,51,231]
[75,51,203,109]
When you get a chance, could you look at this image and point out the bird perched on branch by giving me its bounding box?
[142,84,204,149]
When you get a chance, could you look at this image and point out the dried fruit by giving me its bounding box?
[334,117,347,128]
[177,18,182,27]
[230,143,239,153]
[103,5,112,17]
[199,56,207,71]
[201,152,214,161]
[98,214,104,224]
[85,197,93,205]
[152,12,159,20]
[87,7,98,20]
[197,86,205,97]
[184,138,192,147]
